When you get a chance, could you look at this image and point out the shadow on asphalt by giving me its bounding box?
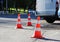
[41,23,60,30]
[31,38,60,42]
[41,24,55,28]
[41,38,60,42]
[51,23,60,25]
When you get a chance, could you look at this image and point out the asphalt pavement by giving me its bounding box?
[0,17,60,42]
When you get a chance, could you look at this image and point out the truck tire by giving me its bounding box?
[44,16,56,23]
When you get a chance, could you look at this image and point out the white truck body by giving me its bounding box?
[58,0,60,18]
[36,0,56,16]
[36,0,60,23]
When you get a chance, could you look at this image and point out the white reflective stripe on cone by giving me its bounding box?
[18,16,20,19]
[28,20,31,22]
[28,16,30,18]
[37,20,40,24]
[17,22,21,24]
[37,20,42,24]
[35,28,41,31]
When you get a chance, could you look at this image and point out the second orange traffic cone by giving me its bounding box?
[32,16,44,39]
[16,14,23,29]
[27,13,32,26]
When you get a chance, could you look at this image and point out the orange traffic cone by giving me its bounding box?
[27,13,32,26]
[32,16,44,39]
[16,14,23,29]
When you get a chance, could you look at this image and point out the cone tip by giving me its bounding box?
[37,16,40,20]
[18,14,20,16]
[28,13,30,16]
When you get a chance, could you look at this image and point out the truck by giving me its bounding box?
[36,0,60,23]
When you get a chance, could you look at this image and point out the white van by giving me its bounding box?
[36,0,60,23]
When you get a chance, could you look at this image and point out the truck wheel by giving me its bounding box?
[44,16,56,23]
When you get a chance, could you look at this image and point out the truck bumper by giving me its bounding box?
[35,11,55,16]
